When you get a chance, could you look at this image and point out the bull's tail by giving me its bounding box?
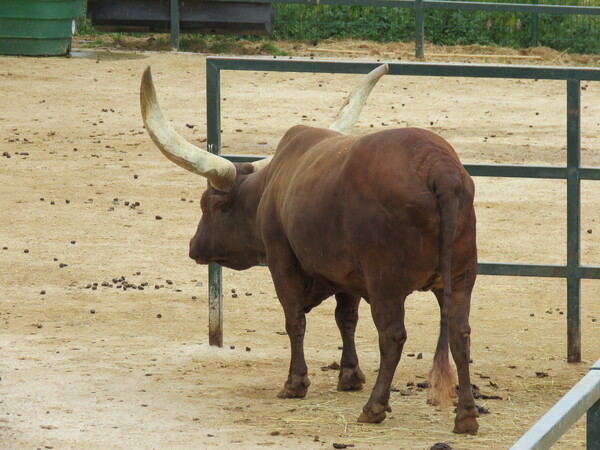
[427,174,461,410]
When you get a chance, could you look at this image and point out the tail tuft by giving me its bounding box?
[427,347,456,411]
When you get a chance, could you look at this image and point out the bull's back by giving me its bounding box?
[262,126,475,295]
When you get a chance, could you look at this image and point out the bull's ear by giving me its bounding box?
[211,190,233,212]
[235,162,257,175]
[250,156,272,172]
[329,63,389,135]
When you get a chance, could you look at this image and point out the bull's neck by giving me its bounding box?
[235,169,267,260]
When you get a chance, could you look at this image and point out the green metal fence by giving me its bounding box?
[204,56,600,364]
[166,0,600,56]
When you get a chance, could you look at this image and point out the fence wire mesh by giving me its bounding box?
[272,1,600,54]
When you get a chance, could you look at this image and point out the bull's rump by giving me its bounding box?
[261,126,476,297]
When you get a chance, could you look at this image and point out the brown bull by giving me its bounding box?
[140,64,479,434]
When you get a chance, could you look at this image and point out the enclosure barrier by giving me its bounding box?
[204,56,600,365]
[0,0,83,56]
[510,358,600,449]
[86,0,274,48]
[166,0,600,56]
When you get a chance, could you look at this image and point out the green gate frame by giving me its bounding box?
[205,56,600,363]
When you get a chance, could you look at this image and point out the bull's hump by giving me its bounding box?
[276,125,353,160]
[281,125,341,146]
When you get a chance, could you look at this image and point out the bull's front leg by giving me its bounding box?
[265,238,312,399]
[335,293,366,391]
[277,306,311,398]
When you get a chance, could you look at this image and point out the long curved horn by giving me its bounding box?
[140,66,237,192]
[251,63,389,173]
[328,63,389,134]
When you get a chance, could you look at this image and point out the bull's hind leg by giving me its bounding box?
[433,286,479,434]
[335,293,366,391]
[358,295,407,423]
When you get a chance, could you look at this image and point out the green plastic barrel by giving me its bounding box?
[0,0,83,56]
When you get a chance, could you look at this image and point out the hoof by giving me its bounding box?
[337,367,366,391]
[357,404,391,424]
[454,410,479,434]
[277,375,310,399]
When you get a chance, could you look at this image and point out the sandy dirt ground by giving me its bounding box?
[1,41,600,449]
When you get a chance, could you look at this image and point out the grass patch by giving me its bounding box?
[260,41,290,56]
[88,38,106,48]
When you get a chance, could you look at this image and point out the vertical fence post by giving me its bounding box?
[530,0,539,48]
[566,79,581,363]
[588,403,600,448]
[208,262,223,346]
[206,61,223,347]
[587,360,600,448]
[415,0,425,59]
[170,0,180,51]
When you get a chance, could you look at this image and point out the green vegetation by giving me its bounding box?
[273,4,415,43]
[260,41,290,56]
[273,1,600,54]
[75,0,95,36]
[74,0,600,55]
[87,38,105,48]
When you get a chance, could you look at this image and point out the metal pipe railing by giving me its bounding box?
[511,358,600,449]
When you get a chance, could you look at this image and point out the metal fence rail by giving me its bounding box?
[167,0,600,56]
[510,358,600,449]
[204,56,600,364]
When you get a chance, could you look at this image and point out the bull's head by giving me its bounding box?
[140,63,388,269]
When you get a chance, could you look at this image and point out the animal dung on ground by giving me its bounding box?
[470,384,502,400]
[82,275,175,292]
[476,404,490,414]
[320,362,340,371]
[430,443,452,450]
